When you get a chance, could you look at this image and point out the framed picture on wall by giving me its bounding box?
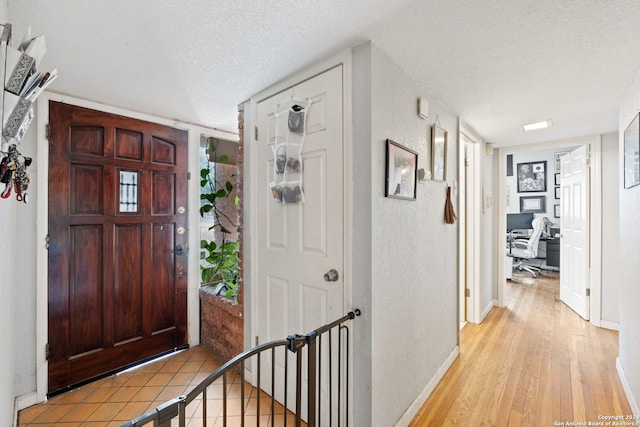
[385,139,417,200]
[554,187,560,199]
[520,195,546,213]
[431,125,447,181]
[555,151,569,172]
[554,204,560,218]
[624,112,640,189]
[517,161,547,192]
[554,173,560,186]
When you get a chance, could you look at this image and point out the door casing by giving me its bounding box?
[495,135,602,326]
[244,49,354,416]
[34,92,236,403]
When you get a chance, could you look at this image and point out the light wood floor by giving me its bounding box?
[411,271,631,426]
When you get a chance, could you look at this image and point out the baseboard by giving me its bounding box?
[481,300,497,322]
[394,346,459,426]
[616,358,640,417]
[14,392,38,427]
[599,319,619,331]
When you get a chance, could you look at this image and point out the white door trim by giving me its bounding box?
[496,135,602,326]
[244,48,353,380]
[34,92,234,402]
[459,122,483,325]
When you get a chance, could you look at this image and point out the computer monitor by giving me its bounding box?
[507,212,534,232]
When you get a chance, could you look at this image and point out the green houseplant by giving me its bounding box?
[200,150,239,301]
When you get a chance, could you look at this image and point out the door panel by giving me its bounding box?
[48,101,188,394]
[256,65,344,418]
[559,145,589,319]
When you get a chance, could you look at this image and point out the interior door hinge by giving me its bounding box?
[45,124,50,140]
[45,234,50,250]
[465,288,470,297]
[586,288,591,297]
[255,336,259,346]
[45,343,50,361]
[187,172,191,180]
[254,126,258,141]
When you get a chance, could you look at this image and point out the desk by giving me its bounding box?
[546,238,560,267]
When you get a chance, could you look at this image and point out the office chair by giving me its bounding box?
[508,217,545,278]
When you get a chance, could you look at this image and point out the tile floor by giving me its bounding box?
[18,346,296,427]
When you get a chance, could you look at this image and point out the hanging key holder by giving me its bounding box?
[0,144,32,203]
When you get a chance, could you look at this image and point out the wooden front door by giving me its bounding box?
[47,101,189,394]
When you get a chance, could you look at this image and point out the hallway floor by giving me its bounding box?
[18,346,293,426]
[410,271,631,426]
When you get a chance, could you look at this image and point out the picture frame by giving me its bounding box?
[554,173,560,186]
[385,139,417,200]
[554,204,560,218]
[431,125,447,181]
[624,112,640,189]
[554,187,560,199]
[520,195,546,213]
[555,151,568,172]
[517,160,547,193]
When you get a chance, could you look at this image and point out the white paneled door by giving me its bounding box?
[560,145,589,320]
[255,65,344,419]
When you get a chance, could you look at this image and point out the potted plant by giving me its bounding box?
[200,149,239,301]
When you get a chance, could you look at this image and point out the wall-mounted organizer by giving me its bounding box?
[0,23,57,203]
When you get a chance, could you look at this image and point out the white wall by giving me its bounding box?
[12,122,38,398]
[617,70,640,415]
[0,4,23,425]
[353,42,459,427]
[600,132,619,325]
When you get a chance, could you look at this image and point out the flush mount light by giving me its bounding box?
[522,120,552,131]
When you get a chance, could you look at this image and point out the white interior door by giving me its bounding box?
[255,65,344,418]
[559,145,589,319]
[462,134,481,324]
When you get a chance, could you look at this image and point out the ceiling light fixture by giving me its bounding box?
[522,120,552,131]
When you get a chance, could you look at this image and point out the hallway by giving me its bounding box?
[410,272,631,426]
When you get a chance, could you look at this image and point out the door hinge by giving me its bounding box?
[254,126,258,141]
[45,124,50,140]
[187,172,191,180]
[465,288,470,297]
[255,336,259,346]
[45,234,50,250]
[45,343,50,361]
[586,288,591,297]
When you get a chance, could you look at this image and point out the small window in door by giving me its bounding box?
[119,170,139,212]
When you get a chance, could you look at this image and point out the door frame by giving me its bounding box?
[496,134,602,326]
[34,92,236,402]
[458,123,483,325]
[244,49,353,392]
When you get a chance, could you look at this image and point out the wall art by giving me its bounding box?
[385,139,417,200]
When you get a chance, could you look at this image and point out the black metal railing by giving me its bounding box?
[120,309,361,427]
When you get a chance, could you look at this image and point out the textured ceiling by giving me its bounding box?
[8,0,640,146]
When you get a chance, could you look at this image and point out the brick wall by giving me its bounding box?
[200,104,245,360]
